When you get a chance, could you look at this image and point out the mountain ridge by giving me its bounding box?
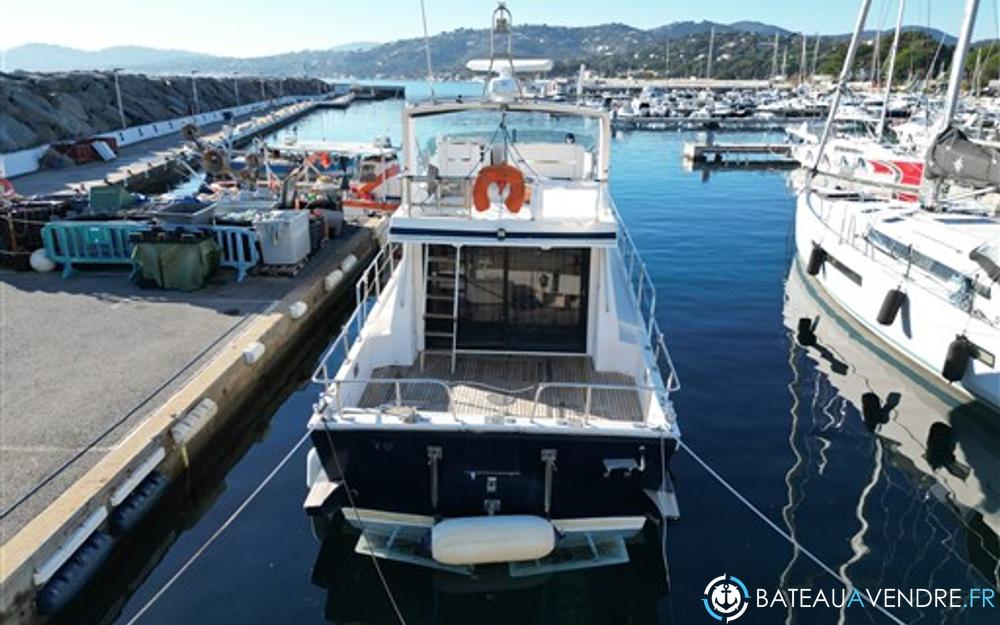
[1,21,963,78]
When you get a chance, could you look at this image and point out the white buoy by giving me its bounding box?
[30,249,56,272]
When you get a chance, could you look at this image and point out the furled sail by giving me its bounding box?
[925,126,1000,187]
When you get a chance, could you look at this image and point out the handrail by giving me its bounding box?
[402,173,608,221]
[316,376,671,427]
[611,201,682,395]
[530,381,664,423]
[311,242,398,387]
[321,378,458,422]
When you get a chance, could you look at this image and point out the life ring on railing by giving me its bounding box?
[306,151,332,169]
[0,178,15,196]
[472,164,525,213]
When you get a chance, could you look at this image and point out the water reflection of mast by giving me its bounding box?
[786,258,1000,594]
[836,437,882,625]
[779,320,805,625]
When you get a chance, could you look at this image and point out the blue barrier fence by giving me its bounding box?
[41,222,260,281]
[41,222,148,278]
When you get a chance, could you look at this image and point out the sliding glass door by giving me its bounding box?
[457,246,589,352]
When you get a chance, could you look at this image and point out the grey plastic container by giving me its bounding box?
[154,202,216,225]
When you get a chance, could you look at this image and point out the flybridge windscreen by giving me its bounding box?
[412,110,600,182]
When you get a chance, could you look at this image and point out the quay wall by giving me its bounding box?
[0,219,385,622]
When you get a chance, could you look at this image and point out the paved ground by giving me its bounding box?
[0,225,370,542]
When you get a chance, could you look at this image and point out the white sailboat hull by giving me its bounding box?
[794,191,999,411]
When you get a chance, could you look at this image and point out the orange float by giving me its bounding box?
[472,164,525,213]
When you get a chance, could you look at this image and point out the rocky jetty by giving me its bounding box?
[0,72,330,152]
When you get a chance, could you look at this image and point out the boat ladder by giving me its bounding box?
[421,244,463,372]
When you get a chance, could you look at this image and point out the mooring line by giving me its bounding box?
[678,440,909,625]
[123,431,311,625]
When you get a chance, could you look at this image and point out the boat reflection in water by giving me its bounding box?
[309,515,670,625]
[783,258,999,616]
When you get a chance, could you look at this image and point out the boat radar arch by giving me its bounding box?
[466,3,554,103]
[466,59,554,103]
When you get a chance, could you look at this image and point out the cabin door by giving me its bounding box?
[456,246,589,353]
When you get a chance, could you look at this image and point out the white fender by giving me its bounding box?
[431,515,555,565]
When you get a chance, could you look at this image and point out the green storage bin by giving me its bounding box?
[132,238,220,291]
[89,185,137,212]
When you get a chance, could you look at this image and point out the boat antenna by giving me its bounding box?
[876,0,906,142]
[809,0,873,178]
[419,0,437,101]
[482,2,521,99]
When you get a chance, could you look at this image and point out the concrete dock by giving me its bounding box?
[9,99,320,197]
[0,217,384,620]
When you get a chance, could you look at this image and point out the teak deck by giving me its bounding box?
[358,354,644,422]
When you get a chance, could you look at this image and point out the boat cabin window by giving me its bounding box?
[868,229,991,298]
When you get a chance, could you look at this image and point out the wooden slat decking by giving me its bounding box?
[357,354,644,422]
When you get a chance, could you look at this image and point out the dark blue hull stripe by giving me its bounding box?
[390,227,617,241]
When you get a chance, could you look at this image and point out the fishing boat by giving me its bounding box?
[230,138,402,213]
[303,3,681,576]
[795,0,1000,411]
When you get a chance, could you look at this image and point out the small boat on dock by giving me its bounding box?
[303,3,682,577]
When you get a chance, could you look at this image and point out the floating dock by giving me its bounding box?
[613,116,814,132]
[682,140,796,169]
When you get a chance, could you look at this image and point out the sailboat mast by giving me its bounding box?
[939,0,980,130]
[810,0,873,172]
[666,39,671,78]
[801,33,808,84]
[811,34,820,76]
[871,29,881,86]
[771,33,779,79]
[706,27,715,79]
[876,0,906,141]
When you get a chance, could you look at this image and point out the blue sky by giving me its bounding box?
[3,0,997,56]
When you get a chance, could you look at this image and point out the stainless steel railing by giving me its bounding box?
[611,201,681,394]
[312,242,399,386]
[316,377,671,427]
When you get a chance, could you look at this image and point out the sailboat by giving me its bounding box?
[794,0,1000,411]
[302,2,682,576]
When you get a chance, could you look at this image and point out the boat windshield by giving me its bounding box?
[411,110,600,182]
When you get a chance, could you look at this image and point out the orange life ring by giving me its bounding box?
[472,164,525,213]
[306,151,332,169]
[0,178,15,196]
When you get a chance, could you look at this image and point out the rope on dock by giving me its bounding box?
[678,440,909,625]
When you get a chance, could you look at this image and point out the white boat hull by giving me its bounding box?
[794,191,999,411]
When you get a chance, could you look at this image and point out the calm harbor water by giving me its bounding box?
[91,82,998,625]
